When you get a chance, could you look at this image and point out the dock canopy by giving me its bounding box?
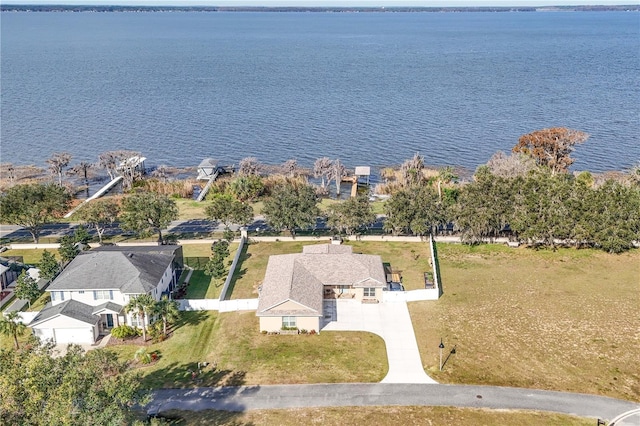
[197,158,219,180]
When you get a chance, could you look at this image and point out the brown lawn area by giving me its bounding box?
[227,239,433,299]
[157,406,592,425]
[411,244,640,402]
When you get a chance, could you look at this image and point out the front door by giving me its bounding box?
[106,314,114,328]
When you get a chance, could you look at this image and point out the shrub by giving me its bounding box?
[110,325,138,339]
[134,347,152,365]
[309,330,317,335]
[261,330,268,334]
[299,329,308,334]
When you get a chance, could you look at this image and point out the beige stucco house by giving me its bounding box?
[256,243,386,333]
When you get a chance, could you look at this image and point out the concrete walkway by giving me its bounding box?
[321,299,435,384]
[149,383,640,421]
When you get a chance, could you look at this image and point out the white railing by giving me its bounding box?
[382,288,440,303]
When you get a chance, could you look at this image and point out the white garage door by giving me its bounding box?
[54,327,95,344]
[34,328,55,343]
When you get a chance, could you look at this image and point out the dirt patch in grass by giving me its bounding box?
[108,310,387,389]
[410,244,640,402]
[156,406,592,426]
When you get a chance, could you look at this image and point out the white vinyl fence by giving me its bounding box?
[179,298,258,312]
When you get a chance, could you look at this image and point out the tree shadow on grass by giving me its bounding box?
[174,310,209,329]
[145,362,260,425]
[151,409,256,426]
[223,244,251,301]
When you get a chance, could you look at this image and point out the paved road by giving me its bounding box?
[149,383,639,420]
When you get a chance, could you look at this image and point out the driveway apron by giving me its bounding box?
[321,299,436,384]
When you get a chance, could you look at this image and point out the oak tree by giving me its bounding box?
[75,198,120,244]
[0,183,71,243]
[512,127,588,175]
[263,183,319,238]
[120,192,178,243]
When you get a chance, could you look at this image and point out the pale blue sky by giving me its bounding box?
[6,0,637,7]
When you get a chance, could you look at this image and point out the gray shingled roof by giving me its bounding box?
[30,300,100,326]
[257,244,386,317]
[198,158,218,168]
[302,244,353,254]
[48,246,177,294]
[92,301,124,315]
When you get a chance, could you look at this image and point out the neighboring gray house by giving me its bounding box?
[257,243,386,333]
[0,262,18,291]
[30,245,183,345]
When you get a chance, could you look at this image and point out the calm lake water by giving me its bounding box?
[1,11,639,173]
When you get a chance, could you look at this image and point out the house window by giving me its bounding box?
[93,290,114,300]
[129,316,142,327]
[282,316,297,328]
[363,288,376,297]
[51,291,64,301]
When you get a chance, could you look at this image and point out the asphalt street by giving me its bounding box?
[149,383,639,420]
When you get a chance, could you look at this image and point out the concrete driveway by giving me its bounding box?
[321,299,436,384]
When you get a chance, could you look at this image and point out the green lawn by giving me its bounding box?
[108,310,387,388]
[410,244,640,402]
[156,407,592,426]
[1,248,60,264]
[227,241,310,299]
[184,271,224,299]
[175,199,207,220]
[181,243,238,299]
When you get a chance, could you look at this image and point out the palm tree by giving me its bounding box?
[153,296,180,336]
[0,311,27,349]
[125,294,156,342]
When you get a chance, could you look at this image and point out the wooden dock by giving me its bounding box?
[64,176,123,218]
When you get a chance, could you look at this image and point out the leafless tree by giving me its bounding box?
[487,151,537,178]
[239,157,261,176]
[69,161,93,182]
[330,159,347,196]
[98,151,120,180]
[46,152,72,186]
[281,159,300,178]
[98,150,141,189]
[400,152,424,186]
[1,163,16,184]
[150,164,170,181]
[313,157,333,190]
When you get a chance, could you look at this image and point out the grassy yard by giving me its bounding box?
[410,244,640,402]
[227,240,433,299]
[108,310,387,388]
[156,407,592,426]
[348,241,432,290]
[175,199,207,220]
[227,241,310,299]
[1,248,60,264]
[181,243,238,299]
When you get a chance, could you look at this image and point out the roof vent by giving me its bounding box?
[128,253,134,258]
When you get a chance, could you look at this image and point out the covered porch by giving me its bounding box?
[92,302,124,336]
[323,285,355,299]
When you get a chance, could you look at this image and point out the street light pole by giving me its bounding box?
[439,338,445,371]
